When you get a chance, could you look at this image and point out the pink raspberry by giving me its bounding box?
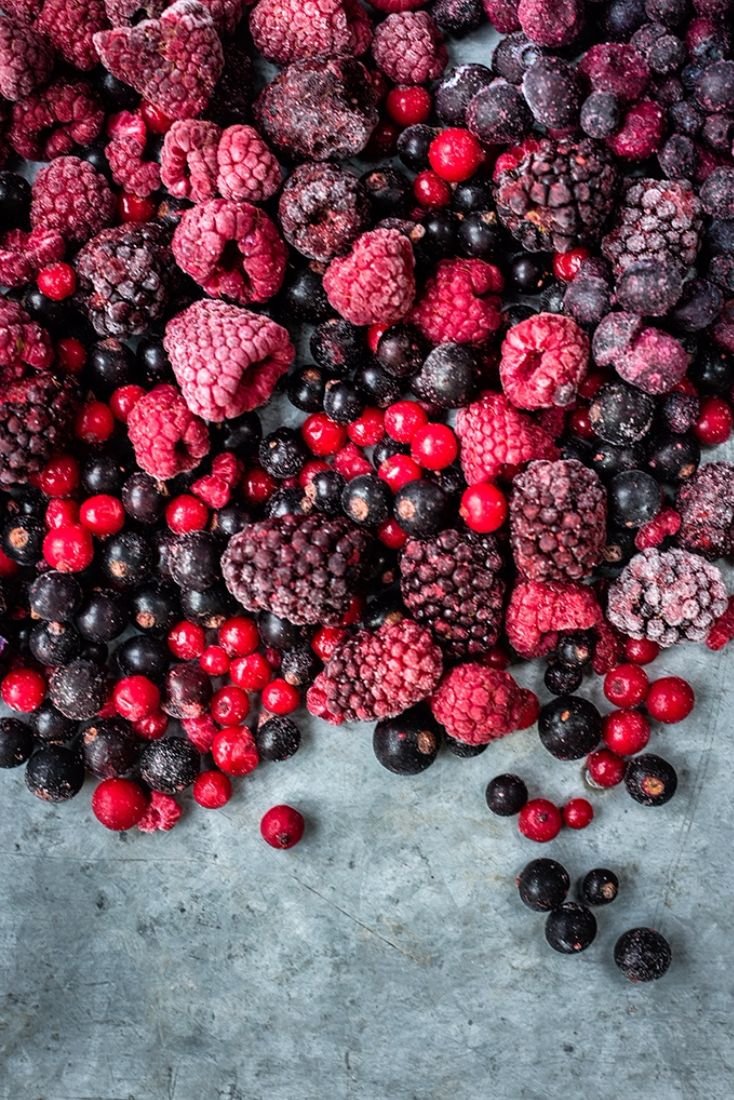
[506,579,602,658]
[31,156,115,247]
[191,472,230,508]
[411,259,503,346]
[94,0,224,121]
[249,0,370,64]
[10,77,104,160]
[35,0,110,71]
[592,619,625,675]
[172,199,287,306]
[127,383,211,480]
[104,0,244,33]
[706,595,734,652]
[323,228,415,326]
[0,227,65,288]
[164,299,294,421]
[372,12,446,84]
[0,13,54,101]
[482,0,519,31]
[616,326,689,395]
[216,125,282,204]
[499,313,590,409]
[517,0,582,47]
[635,508,682,551]
[456,391,559,483]
[368,0,427,9]
[161,119,221,202]
[136,791,182,832]
[0,298,53,380]
[578,43,650,102]
[106,110,161,198]
[607,100,664,160]
[431,664,538,745]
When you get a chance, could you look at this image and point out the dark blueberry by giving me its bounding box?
[563,271,611,327]
[544,661,583,695]
[376,323,428,379]
[115,635,169,681]
[485,773,528,816]
[580,868,619,907]
[645,0,687,27]
[435,65,493,126]
[614,927,672,982]
[131,582,179,634]
[670,98,704,134]
[491,32,540,83]
[29,572,82,622]
[310,319,366,377]
[256,716,302,762]
[82,718,140,778]
[458,210,504,259]
[258,611,302,651]
[307,468,346,516]
[0,172,31,231]
[81,453,126,496]
[416,211,458,261]
[282,267,331,322]
[341,474,391,527]
[590,441,645,480]
[323,380,364,424]
[690,347,734,395]
[545,903,597,954]
[590,381,655,446]
[180,584,235,629]
[122,472,168,525]
[616,259,683,316]
[658,134,697,179]
[87,338,134,392]
[211,503,249,539]
[517,858,570,912]
[259,427,306,479]
[539,696,601,761]
[168,532,220,590]
[702,113,734,153]
[467,81,532,144]
[136,338,173,386]
[25,744,85,802]
[49,659,109,721]
[555,632,593,668]
[432,0,482,36]
[624,754,677,806]
[99,530,153,589]
[280,646,318,687]
[396,124,437,171]
[538,281,566,316]
[30,621,81,666]
[355,362,401,407]
[695,60,734,114]
[670,279,723,333]
[661,392,699,435]
[411,343,478,408]
[510,254,552,293]
[647,432,699,483]
[221,411,262,457]
[0,718,34,768]
[76,589,128,643]
[394,480,449,538]
[609,469,663,528]
[286,365,326,412]
[2,515,44,566]
[453,178,493,213]
[265,488,310,518]
[523,56,582,130]
[32,703,76,743]
[581,92,621,138]
[372,706,441,775]
[360,166,410,217]
[162,664,212,720]
[139,737,199,794]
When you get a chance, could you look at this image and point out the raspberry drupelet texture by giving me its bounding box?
[506,579,601,658]
[676,463,734,560]
[221,514,373,626]
[106,111,161,198]
[517,0,581,48]
[164,299,294,421]
[431,664,538,744]
[411,259,503,346]
[607,548,728,648]
[500,313,589,409]
[10,77,104,160]
[455,391,559,483]
[75,222,178,338]
[127,384,210,480]
[279,163,370,263]
[31,156,116,248]
[35,0,110,71]
[0,373,79,487]
[136,791,181,832]
[510,460,606,582]
[371,12,447,84]
[493,138,619,254]
[160,119,220,202]
[307,619,443,724]
[254,56,378,161]
[0,227,65,289]
[0,13,54,100]
[323,228,416,326]
[172,199,287,306]
[249,0,370,65]
[602,178,703,279]
[399,529,505,658]
[103,0,245,33]
[0,298,53,378]
[216,125,281,204]
[93,0,224,121]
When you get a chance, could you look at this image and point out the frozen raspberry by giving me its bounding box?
[500,314,589,410]
[249,0,370,65]
[2,0,44,19]
[506,579,601,658]
[706,595,734,652]
[164,299,294,421]
[307,619,443,725]
[369,0,427,9]
[635,508,682,551]
[31,156,115,248]
[0,13,53,100]
[106,110,161,198]
[482,0,519,31]
[172,199,286,306]
[372,12,446,85]
[0,298,53,380]
[323,228,415,327]
[94,0,224,121]
[456,391,559,483]
[35,0,109,70]
[279,163,370,263]
[676,462,734,560]
[160,119,220,202]
[10,77,104,160]
[592,619,625,676]
[578,43,650,101]
[616,326,689,395]
[127,383,210,480]
[517,0,581,47]
[411,259,503,346]
[104,0,244,33]
[216,125,281,204]
[0,227,65,288]
[254,56,378,161]
[136,790,181,832]
[607,547,727,648]
[607,100,665,160]
[431,663,537,744]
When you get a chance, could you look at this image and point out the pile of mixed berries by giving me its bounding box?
[0,0,733,980]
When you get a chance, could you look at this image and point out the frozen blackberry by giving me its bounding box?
[139,737,199,794]
[435,65,493,126]
[399,529,504,658]
[256,716,302,762]
[0,372,79,489]
[25,745,85,802]
[99,531,153,589]
[169,533,220,591]
[32,704,76,743]
[310,318,365,377]
[625,754,678,806]
[287,366,326,413]
[517,859,570,912]
[0,718,34,768]
[614,927,672,982]
[259,427,306,480]
[545,903,597,954]
[580,868,619,906]
[323,381,363,424]
[76,589,128,643]
[411,344,478,408]
[373,706,441,775]
[341,475,391,527]
[544,661,583,695]
[589,381,655,446]
[49,659,109,721]
[131,583,179,634]
[278,163,370,263]
[29,572,82,622]
[122,472,168,525]
[485,774,528,816]
[82,718,140,779]
[394,480,449,539]
[602,178,702,279]
[30,621,81,666]
[539,696,602,760]
[115,635,169,681]
[609,470,663,528]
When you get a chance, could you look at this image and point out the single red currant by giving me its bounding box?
[562,797,594,829]
[133,711,169,740]
[333,444,372,479]
[460,482,508,533]
[75,401,115,444]
[113,675,160,722]
[552,247,591,282]
[211,725,259,776]
[384,400,428,443]
[230,653,272,691]
[623,637,661,665]
[377,518,408,549]
[167,620,206,660]
[428,128,484,182]
[260,804,305,849]
[199,645,230,677]
[311,626,347,661]
[646,676,695,723]
[165,494,209,533]
[38,455,79,497]
[262,678,300,716]
[347,408,385,446]
[140,100,174,133]
[37,262,76,301]
[211,685,250,726]
[79,495,125,538]
[413,169,452,207]
[110,384,145,422]
[694,396,733,445]
[43,524,94,572]
[602,709,650,755]
[242,466,276,506]
[411,424,458,470]
[301,413,347,456]
[1,668,46,712]
[518,798,562,842]
[568,407,595,440]
[378,454,422,491]
[386,85,432,126]
[92,778,149,830]
[118,192,156,222]
[585,748,625,788]
[56,336,86,374]
[218,616,259,658]
[604,664,649,708]
[193,770,233,809]
[45,499,79,529]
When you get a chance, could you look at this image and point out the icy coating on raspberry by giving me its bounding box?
[506,579,602,658]
[456,392,559,483]
[0,13,54,100]
[216,125,282,204]
[127,384,211,480]
[431,664,538,744]
[9,76,104,160]
[250,0,370,64]
[324,228,416,326]
[372,11,447,84]
[31,155,116,246]
[500,313,589,409]
[0,227,64,288]
[36,0,109,71]
[412,259,503,345]
[106,110,162,198]
[0,298,53,376]
[161,119,220,202]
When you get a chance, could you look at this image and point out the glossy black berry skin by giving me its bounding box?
[647,433,700,483]
[356,362,401,407]
[360,166,410,217]
[122,472,167,525]
[81,453,126,496]
[444,734,487,757]
[539,697,602,761]
[544,662,583,695]
[131,582,180,634]
[310,319,365,377]
[323,381,364,424]
[609,470,663,528]
[485,774,528,816]
[2,515,44,565]
[517,859,570,912]
[30,621,81,666]
[458,211,504,258]
[76,589,128,643]
[453,178,493,213]
[376,324,427,379]
[258,611,302,651]
[342,475,391,527]
[114,635,169,681]
[265,488,309,519]
[580,868,619,907]
[397,124,435,170]
[29,571,82,622]
[169,532,220,591]
[411,344,478,408]
[614,927,672,982]
[136,338,172,386]
[624,754,678,806]
[394,480,448,538]
[82,718,140,778]
[590,381,655,446]
[308,469,345,516]
[163,665,212,720]
[259,428,306,479]
[0,718,34,768]
[282,268,331,322]
[545,903,597,954]
[87,339,134,392]
[221,411,262,457]
[25,745,85,802]
[372,707,441,775]
[256,716,302,762]
[100,531,153,589]
[287,366,326,412]
[32,704,76,743]
[139,737,199,794]
[510,254,551,293]
[0,172,31,231]
[555,633,593,668]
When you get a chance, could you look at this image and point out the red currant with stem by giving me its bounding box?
[518,799,562,842]
[604,664,649,708]
[646,676,695,723]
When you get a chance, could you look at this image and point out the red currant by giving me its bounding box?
[79,495,125,538]
[518,798,562,842]
[604,663,649,708]
[347,407,385,446]
[483,644,511,670]
[411,424,458,470]
[110,384,145,422]
[262,678,300,716]
[230,653,272,691]
[602,709,650,755]
[311,626,347,661]
[167,620,206,660]
[133,711,169,740]
[210,685,250,726]
[56,336,86,374]
[413,169,452,207]
[118,192,156,222]
[694,396,733,445]
[623,637,660,665]
[385,85,432,126]
[585,748,625,788]
[92,778,149,830]
[165,494,209,533]
[193,770,233,809]
[242,466,276,506]
[568,407,594,440]
[1,668,46,713]
[113,675,160,722]
[428,128,484,182]
[38,454,79,497]
[378,454,422,491]
[301,413,347,456]
[211,725,259,776]
[562,797,594,829]
[552,247,591,282]
[384,400,428,443]
[43,524,94,571]
[37,262,76,301]
[460,482,508,533]
[260,804,305,849]
[0,548,19,577]
[75,401,115,444]
[333,444,372,479]
[45,499,79,529]
[218,616,259,658]
[199,645,230,677]
[378,518,408,549]
[646,676,695,723]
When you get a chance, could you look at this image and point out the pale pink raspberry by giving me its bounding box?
[411,259,503,346]
[431,664,538,744]
[249,0,370,64]
[103,0,245,33]
[35,0,110,71]
[499,313,590,409]
[127,384,211,480]
[323,227,416,326]
[216,125,282,204]
[106,110,162,198]
[371,12,446,84]
[506,579,602,658]
[161,119,221,202]
[0,227,65,288]
[0,13,54,101]
[10,77,104,160]
[31,155,115,247]
[456,391,559,483]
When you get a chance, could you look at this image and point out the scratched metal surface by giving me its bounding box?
[2,25,734,1100]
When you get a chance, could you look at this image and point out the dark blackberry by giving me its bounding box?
[376,324,427,379]
[122,472,168,525]
[323,381,364,424]
[221,411,262,457]
[0,373,79,489]
[307,469,346,516]
[80,453,126,496]
[360,166,410,218]
[32,704,76,743]
[485,774,528,816]
[0,172,31,231]
[87,339,134,392]
[29,572,82,622]
[0,718,34,768]
[522,57,582,130]
[76,589,128,643]
[259,427,306,480]
[169,532,220,591]
[310,319,365,377]
[258,611,303,651]
[131,583,179,634]
[624,753,677,806]
[609,470,663,528]
[139,737,199,794]
[589,381,655,446]
[256,716,302,762]
[282,267,331,323]
[180,584,235,628]
[286,366,326,413]
[280,647,318,687]
[30,620,81,666]
[581,92,621,138]
[163,665,212,720]
[355,362,401,407]
[372,706,441,775]
[517,859,570,912]
[411,344,478,409]
[394,481,449,538]
[545,903,597,954]
[539,696,602,760]
[99,531,153,589]
[435,65,493,126]
[2,515,44,565]
[614,927,672,982]
[397,124,437,171]
[25,745,85,802]
[602,178,702,278]
[82,718,140,778]
[580,868,619,906]
[115,635,169,681]
[544,661,583,695]
[49,659,109,721]
[647,433,699,483]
